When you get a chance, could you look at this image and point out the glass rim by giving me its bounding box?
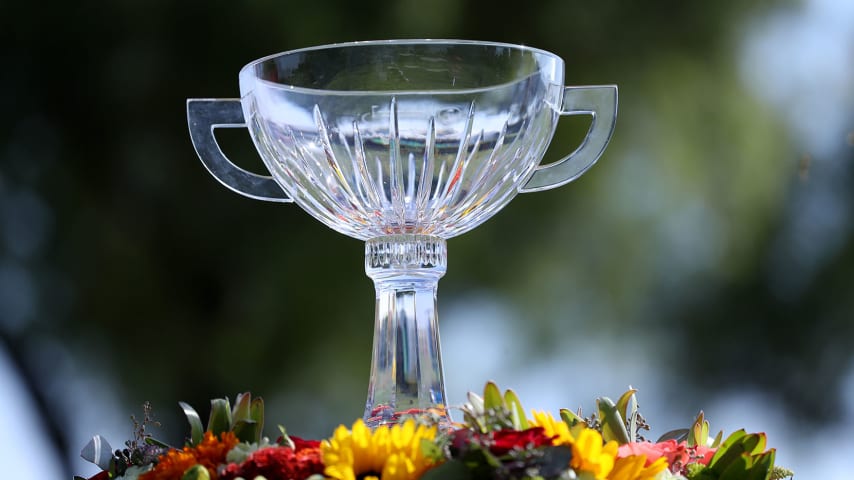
[238,39,564,96]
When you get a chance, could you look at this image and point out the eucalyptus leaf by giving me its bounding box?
[179,401,204,446]
[80,435,114,471]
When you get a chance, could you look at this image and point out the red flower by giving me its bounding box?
[88,472,110,480]
[290,435,321,451]
[221,445,324,480]
[489,427,555,456]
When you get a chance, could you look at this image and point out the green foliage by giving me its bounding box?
[460,381,529,433]
[597,396,630,444]
[425,432,573,480]
[181,464,211,480]
[179,401,205,446]
[686,430,777,480]
[180,392,266,445]
[80,402,165,478]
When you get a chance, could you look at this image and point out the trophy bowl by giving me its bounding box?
[188,39,617,427]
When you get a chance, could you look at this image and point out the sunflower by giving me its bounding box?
[529,411,618,480]
[322,419,439,480]
[608,455,668,480]
[569,428,619,479]
[529,410,573,445]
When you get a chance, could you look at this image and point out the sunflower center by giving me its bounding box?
[358,471,382,480]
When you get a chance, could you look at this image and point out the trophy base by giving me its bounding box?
[365,404,451,428]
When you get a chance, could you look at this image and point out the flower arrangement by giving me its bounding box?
[77,383,793,480]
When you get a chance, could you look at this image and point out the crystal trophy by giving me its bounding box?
[187,40,617,427]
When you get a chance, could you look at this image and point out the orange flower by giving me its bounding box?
[140,431,239,480]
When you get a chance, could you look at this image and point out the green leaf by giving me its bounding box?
[278,425,295,449]
[560,408,586,437]
[181,464,211,480]
[503,389,528,430]
[250,397,265,440]
[421,437,444,461]
[688,411,709,447]
[208,398,232,435]
[420,459,471,480]
[711,429,724,448]
[559,408,582,427]
[708,430,746,471]
[179,401,204,446]
[483,382,504,411]
[748,433,767,455]
[709,430,767,476]
[746,450,776,480]
[597,397,630,444]
[232,392,252,424]
[144,436,171,448]
[232,419,259,444]
[615,389,637,424]
[717,454,750,480]
[685,463,711,480]
[80,435,114,471]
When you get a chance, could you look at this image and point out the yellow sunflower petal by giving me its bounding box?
[322,419,440,480]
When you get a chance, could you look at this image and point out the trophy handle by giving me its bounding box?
[186,98,292,202]
[519,85,618,193]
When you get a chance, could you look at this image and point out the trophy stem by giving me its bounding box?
[363,234,450,427]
